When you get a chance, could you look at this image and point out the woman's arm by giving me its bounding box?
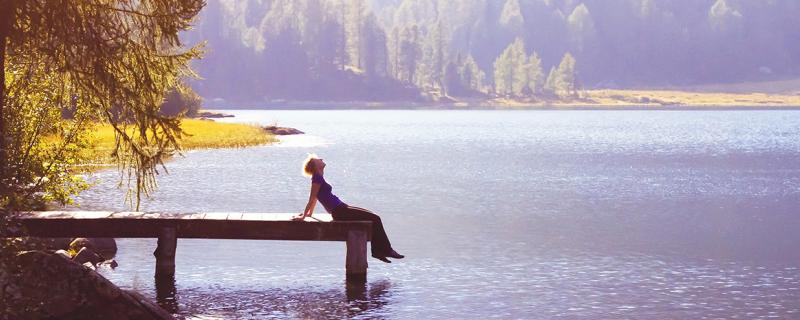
[294,182,321,221]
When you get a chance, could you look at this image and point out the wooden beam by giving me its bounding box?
[154,227,177,278]
[4,212,372,241]
[345,229,368,282]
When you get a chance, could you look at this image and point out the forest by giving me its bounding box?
[183,0,800,104]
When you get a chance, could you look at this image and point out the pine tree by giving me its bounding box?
[361,13,388,77]
[555,52,578,97]
[567,3,596,51]
[344,0,366,69]
[460,55,485,93]
[499,0,524,29]
[493,38,527,97]
[398,26,421,84]
[544,66,558,95]
[524,52,544,95]
[0,0,204,209]
[444,59,463,96]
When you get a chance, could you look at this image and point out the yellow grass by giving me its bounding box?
[481,89,800,108]
[87,119,275,165]
[584,89,800,107]
[172,119,276,149]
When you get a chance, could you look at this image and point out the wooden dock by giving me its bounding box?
[4,211,373,282]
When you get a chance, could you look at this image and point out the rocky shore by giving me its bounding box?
[262,125,304,135]
[2,250,172,320]
[194,110,234,119]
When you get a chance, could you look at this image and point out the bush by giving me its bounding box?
[160,87,203,117]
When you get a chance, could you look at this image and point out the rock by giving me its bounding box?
[49,238,73,250]
[1,251,173,320]
[262,125,304,135]
[73,247,104,266]
[100,259,119,269]
[195,111,233,118]
[54,249,72,259]
[83,261,97,270]
[11,237,72,251]
[69,237,117,259]
[69,238,92,250]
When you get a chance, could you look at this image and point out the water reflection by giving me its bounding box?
[157,279,393,319]
[155,274,179,314]
[345,280,392,318]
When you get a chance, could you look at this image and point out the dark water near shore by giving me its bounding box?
[75,110,800,319]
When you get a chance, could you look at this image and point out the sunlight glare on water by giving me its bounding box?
[74,110,800,319]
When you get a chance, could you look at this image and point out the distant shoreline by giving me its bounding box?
[209,104,800,111]
[205,89,800,111]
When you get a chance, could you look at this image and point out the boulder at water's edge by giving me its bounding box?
[1,251,172,320]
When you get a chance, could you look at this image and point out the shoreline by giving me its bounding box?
[204,94,800,111]
[209,104,800,111]
[202,88,800,110]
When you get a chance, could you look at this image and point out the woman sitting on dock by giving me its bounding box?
[294,154,404,263]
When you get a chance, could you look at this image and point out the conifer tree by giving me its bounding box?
[524,52,544,95]
[556,52,578,97]
[0,0,204,209]
[493,38,526,97]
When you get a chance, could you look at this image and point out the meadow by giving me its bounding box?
[85,119,276,165]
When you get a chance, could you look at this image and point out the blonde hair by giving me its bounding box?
[302,153,319,177]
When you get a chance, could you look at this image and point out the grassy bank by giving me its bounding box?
[87,119,275,164]
[581,89,800,107]
[235,86,800,109]
[483,90,800,108]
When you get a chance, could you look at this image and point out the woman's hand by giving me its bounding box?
[292,213,307,221]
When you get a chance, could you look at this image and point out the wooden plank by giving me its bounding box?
[262,213,279,221]
[34,211,76,219]
[4,211,372,241]
[71,211,115,219]
[226,212,243,220]
[178,212,206,219]
[311,214,334,222]
[141,212,164,219]
[239,213,262,221]
[151,212,183,219]
[204,212,228,220]
[109,211,145,219]
[172,212,196,219]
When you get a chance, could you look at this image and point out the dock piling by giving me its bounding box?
[154,226,177,278]
[345,229,368,282]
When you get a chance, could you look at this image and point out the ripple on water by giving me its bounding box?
[82,110,800,319]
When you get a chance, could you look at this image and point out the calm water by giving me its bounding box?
[74,110,800,319]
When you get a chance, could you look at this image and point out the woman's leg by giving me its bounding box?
[332,205,392,256]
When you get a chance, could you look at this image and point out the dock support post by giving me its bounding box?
[154,227,177,278]
[345,229,368,282]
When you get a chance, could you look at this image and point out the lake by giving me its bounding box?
[74,110,800,319]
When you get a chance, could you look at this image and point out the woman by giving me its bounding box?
[294,154,404,263]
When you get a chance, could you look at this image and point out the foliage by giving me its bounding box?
[444,54,486,97]
[524,53,545,95]
[545,52,579,97]
[160,85,203,118]
[566,3,596,51]
[493,38,544,98]
[0,0,205,211]
[188,0,800,103]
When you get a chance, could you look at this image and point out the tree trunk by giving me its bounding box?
[0,0,14,199]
